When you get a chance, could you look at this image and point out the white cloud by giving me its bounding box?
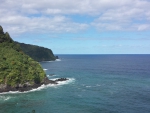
[1,0,150,16]
[0,0,150,36]
[137,24,150,31]
[92,0,150,31]
[0,15,89,36]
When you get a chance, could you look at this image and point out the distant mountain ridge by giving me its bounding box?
[15,42,57,62]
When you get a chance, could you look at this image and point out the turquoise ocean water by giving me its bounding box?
[0,55,150,113]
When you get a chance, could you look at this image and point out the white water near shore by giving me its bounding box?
[0,78,75,97]
[55,59,61,61]
[41,59,61,63]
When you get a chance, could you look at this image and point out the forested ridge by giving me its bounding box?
[0,26,46,89]
[15,42,57,62]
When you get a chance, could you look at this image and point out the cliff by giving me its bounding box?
[0,26,46,92]
[15,42,57,62]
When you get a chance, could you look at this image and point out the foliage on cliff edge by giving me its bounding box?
[0,26,46,87]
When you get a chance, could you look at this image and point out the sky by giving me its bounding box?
[0,0,150,54]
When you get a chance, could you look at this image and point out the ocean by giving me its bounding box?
[0,55,150,113]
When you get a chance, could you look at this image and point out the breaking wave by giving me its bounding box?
[55,59,61,61]
[0,78,75,95]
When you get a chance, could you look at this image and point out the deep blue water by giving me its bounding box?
[0,55,150,113]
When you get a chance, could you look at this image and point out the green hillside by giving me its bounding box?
[15,42,57,62]
[0,26,46,89]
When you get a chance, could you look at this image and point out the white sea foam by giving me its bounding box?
[41,59,61,62]
[55,59,61,61]
[57,78,75,86]
[50,78,59,81]
[49,78,75,86]
[41,61,53,62]
[47,74,57,77]
[0,91,21,95]
[0,95,12,101]
[86,86,92,88]
[0,78,75,95]
[96,84,101,86]
[43,69,48,71]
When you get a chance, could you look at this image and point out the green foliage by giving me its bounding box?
[0,26,4,34]
[0,26,46,87]
[15,42,56,61]
[0,30,13,43]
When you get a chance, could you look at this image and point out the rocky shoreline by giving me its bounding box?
[0,77,68,93]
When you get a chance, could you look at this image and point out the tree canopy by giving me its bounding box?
[0,26,46,87]
[15,42,56,62]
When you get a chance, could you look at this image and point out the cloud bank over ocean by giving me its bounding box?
[1,0,150,35]
[1,0,150,54]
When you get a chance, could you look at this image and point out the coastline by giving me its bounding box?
[0,77,68,93]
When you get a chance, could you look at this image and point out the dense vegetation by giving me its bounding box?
[15,42,56,62]
[0,26,46,87]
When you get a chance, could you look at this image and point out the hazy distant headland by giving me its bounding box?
[15,42,58,62]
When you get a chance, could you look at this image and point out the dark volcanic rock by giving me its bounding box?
[0,77,57,93]
[55,78,69,82]
[55,56,59,59]
[0,77,69,93]
[43,77,57,85]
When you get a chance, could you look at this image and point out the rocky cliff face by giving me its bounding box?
[0,26,47,92]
